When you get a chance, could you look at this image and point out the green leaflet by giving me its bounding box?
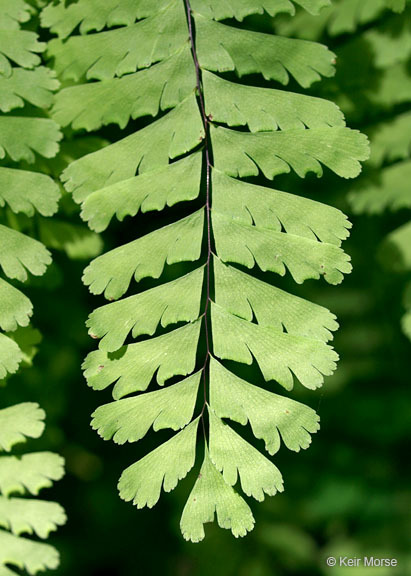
[0,4,65,573]
[62,95,204,203]
[195,14,335,87]
[41,0,172,38]
[0,497,66,538]
[48,0,188,81]
[203,70,345,132]
[0,168,60,217]
[0,280,32,333]
[209,358,320,454]
[211,125,369,179]
[83,209,204,300]
[38,219,103,261]
[212,170,351,245]
[0,564,16,576]
[208,408,283,501]
[52,46,196,131]
[367,112,411,167]
[0,453,64,497]
[0,404,44,452]
[212,212,351,285]
[0,0,31,30]
[191,0,296,19]
[84,320,202,399]
[214,259,338,342]
[0,531,59,575]
[118,418,200,509]
[50,0,369,541]
[386,0,406,11]
[91,372,201,443]
[87,267,204,352]
[0,68,58,112]
[80,153,202,233]
[365,9,411,68]
[402,284,411,341]
[180,448,255,543]
[191,0,332,20]
[349,161,411,214]
[277,0,404,40]
[0,334,21,379]
[0,30,44,76]
[211,304,338,391]
[0,225,51,282]
[380,222,411,273]
[0,117,61,163]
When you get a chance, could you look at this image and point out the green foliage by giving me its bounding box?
[0,2,66,573]
[44,0,369,542]
[279,0,411,342]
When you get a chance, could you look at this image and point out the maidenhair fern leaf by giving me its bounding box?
[47,1,188,81]
[84,320,202,399]
[0,497,65,539]
[41,0,172,39]
[203,71,345,132]
[212,171,351,245]
[0,334,21,379]
[210,358,320,454]
[211,304,338,391]
[180,448,255,543]
[118,418,200,509]
[0,531,59,575]
[0,0,31,30]
[195,14,335,87]
[83,210,204,299]
[0,453,64,498]
[52,46,196,132]
[212,213,351,284]
[92,372,201,443]
[62,95,204,203]
[214,259,338,341]
[48,0,369,541]
[208,408,284,500]
[0,404,44,452]
[0,30,44,76]
[212,124,368,179]
[0,168,59,217]
[81,153,202,233]
[350,161,411,214]
[87,267,204,352]
[0,67,58,112]
[0,226,51,282]
[0,280,32,333]
[0,4,65,573]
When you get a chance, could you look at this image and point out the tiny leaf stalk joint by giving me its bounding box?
[44,0,369,541]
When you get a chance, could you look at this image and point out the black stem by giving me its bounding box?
[184,0,212,430]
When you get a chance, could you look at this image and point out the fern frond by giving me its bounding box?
[48,0,369,541]
[0,4,66,572]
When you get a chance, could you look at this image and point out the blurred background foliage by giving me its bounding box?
[2,1,411,575]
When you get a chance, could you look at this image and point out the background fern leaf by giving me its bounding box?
[0,4,66,572]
